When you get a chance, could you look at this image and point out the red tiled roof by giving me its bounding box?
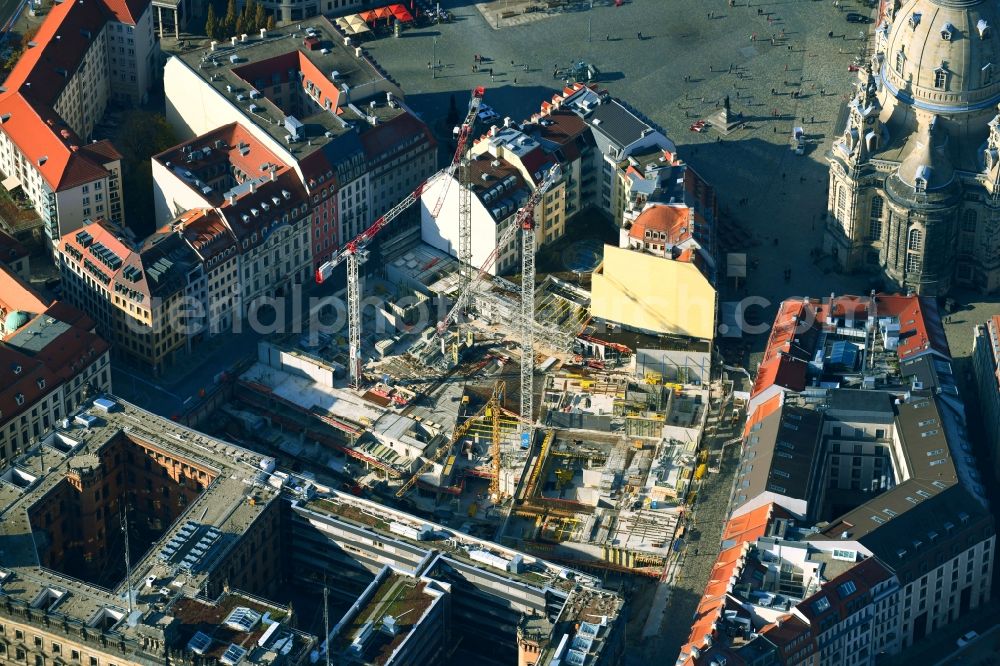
[875,293,950,361]
[0,263,50,315]
[751,298,823,397]
[743,393,782,437]
[0,93,111,191]
[171,208,237,262]
[101,0,148,24]
[0,0,142,192]
[759,614,813,655]
[153,123,289,206]
[628,205,692,244]
[796,557,892,625]
[0,321,109,424]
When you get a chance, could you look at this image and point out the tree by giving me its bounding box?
[223,0,237,36]
[253,3,266,31]
[205,3,218,38]
[20,26,38,49]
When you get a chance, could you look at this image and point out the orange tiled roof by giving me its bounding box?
[628,205,692,245]
[875,293,950,361]
[0,263,49,315]
[0,0,142,191]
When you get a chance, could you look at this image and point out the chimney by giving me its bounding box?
[230,36,238,46]
[227,193,236,205]
[210,40,217,51]
[240,33,248,42]
[270,167,277,182]
[250,180,257,194]
[260,28,266,39]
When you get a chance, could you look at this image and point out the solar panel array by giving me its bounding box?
[221,644,247,666]
[157,521,222,572]
[186,631,212,655]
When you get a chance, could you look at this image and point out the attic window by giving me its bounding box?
[15,393,25,406]
[940,23,954,41]
[909,12,921,29]
[38,156,48,166]
[934,67,947,89]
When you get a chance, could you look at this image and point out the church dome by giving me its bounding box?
[881,0,1000,115]
[3,310,31,334]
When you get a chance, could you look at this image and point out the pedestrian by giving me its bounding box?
[489,67,493,75]
[637,31,642,40]
[606,34,610,41]
[773,126,777,133]
[472,65,477,73]
[427,61,431,69]
[784,63,788,72]
[511,59,515,66]
[524,64,528,72]
[491,74,495,82]
[811,116,814,123]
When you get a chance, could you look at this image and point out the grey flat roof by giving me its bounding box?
[173,17,404,160]
[7,317,71,354]
[588,99,653,149]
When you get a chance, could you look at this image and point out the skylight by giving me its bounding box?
[812,596,831,613]
[224,607,261,632]
[837,580,857,597]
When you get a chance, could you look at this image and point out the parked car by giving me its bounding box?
[957,631,979,648]
[846,12,873,23]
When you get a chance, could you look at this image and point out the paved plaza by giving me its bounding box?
[362,0,872,303]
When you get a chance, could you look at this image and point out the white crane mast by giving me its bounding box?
[314,87,486,388]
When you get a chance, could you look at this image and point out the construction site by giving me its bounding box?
[211,86,717,593]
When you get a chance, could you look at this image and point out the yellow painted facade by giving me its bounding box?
[590,245,716,340]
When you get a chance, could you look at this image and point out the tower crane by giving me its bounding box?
[436,165,562,445]
[314,87,486,388]
[396,381,514,499]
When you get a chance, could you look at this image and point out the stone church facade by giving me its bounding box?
[827,0,1000,296]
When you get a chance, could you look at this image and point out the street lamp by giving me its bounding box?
[432,36,438,79]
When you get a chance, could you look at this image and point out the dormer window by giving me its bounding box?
[15,393,24,406]
[978,19,990,40]
[940,22,954,41]
[909,12,921,29]
[934,67,947,89]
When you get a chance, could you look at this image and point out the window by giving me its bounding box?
[895,49,905,74]
[963,209,977,233]
[836,186,846,218]
[868,195,884,240]
[934,68,947,89]
[908,227,923,251]
[984,63,994,86]
[906,252,922,273]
